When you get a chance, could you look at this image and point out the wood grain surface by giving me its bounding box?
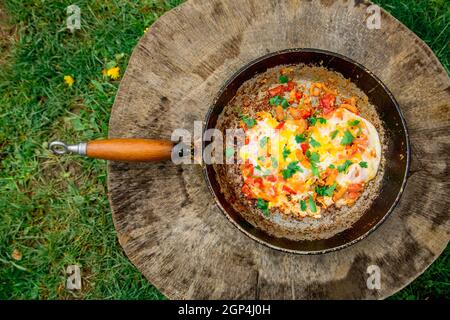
[107,0,450,299]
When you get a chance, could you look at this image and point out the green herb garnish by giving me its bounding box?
[315,183,337,197]
[341,130,355,145]
[305,150,320,177]
[300,200,307,211]
[337,160,353,173]
[256,198,270,216]
[348,119,360,126]
[311,163,320,177]
[295,133,306,143]
[279,75,288,84]
[308,117,327,126]
[282,145,291,160]
[269,95,290,109]
[330,130,339,139]
[329,164,335,169]
[242,115,257,129]
[359,161,368,168]
[282,161,303,179]
[306,151,320,163]
[309,137,321,148]
[308,195,317,213]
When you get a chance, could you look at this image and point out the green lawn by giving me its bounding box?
[0,0,448,299]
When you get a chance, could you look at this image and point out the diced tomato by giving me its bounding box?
[245,137,250,145]
[319,93,336,114]
[268,85,284,97]
[266,175,277,182]
[242,184,252,198]
[275,122,285,130]
[299,108,312,119]
[240,121,248,131]
[288,107,303,120]
[348,183,363,193]
[253,177,264,189]
[301,143,309,154]
[282,185,296,194]
[346,144,359,157]
[266,186,277,198]
[295,91,303,101]
[320,93,336,108]
[243,161,254,175]
[347,191,360,200]
[323,105,334,115]
[285,81,295,91]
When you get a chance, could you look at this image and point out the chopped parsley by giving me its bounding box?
[295,133,307,143]
[341,130,355,145]
[315,183,337,197]
[282,145,291,160]
[348,119,360,126]
[257,156,265,162]
[259,136,269,148]
[337,160,353,173]
[306,150,320,163]
[330,130,339,139]
[300,200,307,211]
[241,115,256,129]
[308,117,327,126]
[359,161,368,168]
[279,75,289,83]
[308,195,317,213]
[269,95,290,109]
[282,161,303,179]
[329,164,335,169]
[305,151,320,177]
[256,198,270,216]
[311,164,320,177]
[309,137,321,148]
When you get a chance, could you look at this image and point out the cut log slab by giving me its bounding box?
[107,0,450,299]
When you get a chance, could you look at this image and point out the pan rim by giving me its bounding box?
[202,48,411,255]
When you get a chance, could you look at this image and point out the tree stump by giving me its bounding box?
[107,0,449,299]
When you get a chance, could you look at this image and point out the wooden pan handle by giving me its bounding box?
[87,139,173,162]
[49,139,174,162]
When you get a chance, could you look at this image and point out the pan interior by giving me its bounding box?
[203,49,409,254]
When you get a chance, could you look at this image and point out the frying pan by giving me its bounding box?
[50,48,410,254]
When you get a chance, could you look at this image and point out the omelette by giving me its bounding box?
[238,71,382,219]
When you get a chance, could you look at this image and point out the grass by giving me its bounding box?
[0,0,448,299]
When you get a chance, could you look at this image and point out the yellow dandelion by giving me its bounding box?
[106,66,120,80]
[64,75,74,87]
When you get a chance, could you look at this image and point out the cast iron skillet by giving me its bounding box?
[50,48,410,254]
[202,48,410,254]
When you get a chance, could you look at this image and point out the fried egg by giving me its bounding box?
[239,107,381,217]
